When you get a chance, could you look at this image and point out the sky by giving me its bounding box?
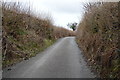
[3,0,119,29]
[30,0,85,29]
[3,0,86,29]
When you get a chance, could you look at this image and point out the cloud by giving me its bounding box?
[6,0,119,29]
[40,0,83,14]
[3,0,85,29]
[53,13,81,26]
[29,0,84,29]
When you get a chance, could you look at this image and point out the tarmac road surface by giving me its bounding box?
[3,37,95,78]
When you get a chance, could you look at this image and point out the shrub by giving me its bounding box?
[76,2,119,78]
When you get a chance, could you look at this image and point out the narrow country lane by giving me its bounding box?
[3,37,95,78]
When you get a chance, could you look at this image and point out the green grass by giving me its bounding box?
[2,38,56,67]
[43,39,55,49]
[2,2,74,68]
[16,29,27,35]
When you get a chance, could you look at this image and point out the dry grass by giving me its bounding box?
[53,26,75,39]
[2,2,74,68]
[76,2,119,78]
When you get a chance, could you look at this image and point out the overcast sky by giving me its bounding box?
[3,0,86,29]
[4,0,119,29]
[31,0,85,29]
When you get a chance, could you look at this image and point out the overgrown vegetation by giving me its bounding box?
[76,2,119,78]
[2,2,74,68]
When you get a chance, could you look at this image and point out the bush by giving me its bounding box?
[2,2,75,68]
[76,2,119,78]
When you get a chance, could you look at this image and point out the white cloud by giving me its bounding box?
[3,0,119,29]
[29,0,84,29]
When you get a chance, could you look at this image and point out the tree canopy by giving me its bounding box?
[67,22,77,31]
